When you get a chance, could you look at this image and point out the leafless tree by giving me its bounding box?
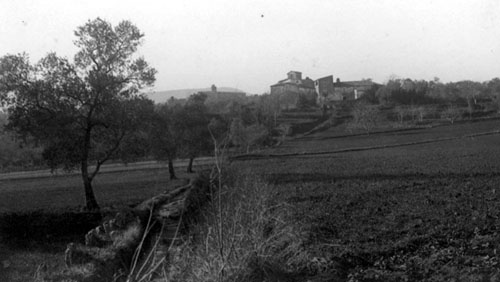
[441,104,462,124]
[348,102,380,134]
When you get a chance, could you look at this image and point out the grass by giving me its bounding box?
[0,246,66,282]
[0,168,195,282]
[0,168,194,213]
[159,169,311,282]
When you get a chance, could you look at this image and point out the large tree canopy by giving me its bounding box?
[0,18,156,210]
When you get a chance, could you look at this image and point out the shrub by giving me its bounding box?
[347,102,381,134]
[440,104,463,124]
[129,167,309,282]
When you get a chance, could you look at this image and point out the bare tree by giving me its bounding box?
[394,105,407,125]
[416,106,427,122]
[348,102,380,135]
[441,104,462,124]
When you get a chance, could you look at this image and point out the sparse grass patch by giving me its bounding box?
[0,244,68,282]
[157,169,315,282]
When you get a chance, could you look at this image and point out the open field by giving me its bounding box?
[0,168,185,213]
[2,118,500,281]
[0,159,214,213]
[230,118,500,280]
[273,118,500,155]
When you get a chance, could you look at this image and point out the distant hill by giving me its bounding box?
[147,87,245,104]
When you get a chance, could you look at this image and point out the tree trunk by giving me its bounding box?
[81,161,99,211]
[168,158,177,180]
[467,98,473,119]
[187,157,194,173]
[81,124,100,211]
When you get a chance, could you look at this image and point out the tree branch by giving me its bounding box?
[89,130,126,180]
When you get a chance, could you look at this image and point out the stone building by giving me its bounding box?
[332,78,379,100]
[270,71,317,109]
[315,76,380,106]
[315,75,338,104]
[271,71,380,108]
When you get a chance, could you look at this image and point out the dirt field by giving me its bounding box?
[233,118,500,280]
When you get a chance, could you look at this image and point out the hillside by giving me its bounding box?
[147,87,246,103]
[226,118,500,281]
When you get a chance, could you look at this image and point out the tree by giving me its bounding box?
[243,123,270,152]
[229,118,246,152]
[254,93,281,129]
[441,104,462,124]
[208,117,229,145]
[229,117,269,153]
[375,85,393,104]
[348,102,380,134]
[0,111,44,170]
[486,78,500,112]
[428,78,447,101]
[150,103,180,180]
[175,93,212,173]
[0,18,156,210]
[394,105,408,125]
[455,80,483,119]
[415,106,428,122]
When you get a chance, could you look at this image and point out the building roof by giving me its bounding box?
[315,75,334,82]
[271,81,315,89]
[271,76,315,89]
[334,80,380,88]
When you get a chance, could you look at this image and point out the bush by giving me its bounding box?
[142,167,309,282]
[440,104,463,124]
[347,102,381,134]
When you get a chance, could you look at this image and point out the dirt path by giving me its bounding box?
[0,157,214,181]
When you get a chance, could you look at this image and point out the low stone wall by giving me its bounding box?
[61,173,211,282]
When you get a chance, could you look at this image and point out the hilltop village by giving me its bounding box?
[270,71,380,109]
[175,71,380,111]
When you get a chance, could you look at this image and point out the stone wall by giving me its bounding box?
[60,173,211,282]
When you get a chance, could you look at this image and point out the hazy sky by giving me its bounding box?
[1,0,500,94]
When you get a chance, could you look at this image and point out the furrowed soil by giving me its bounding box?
[233,119,500,281]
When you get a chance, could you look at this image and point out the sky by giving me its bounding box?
[1,0,500,94]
